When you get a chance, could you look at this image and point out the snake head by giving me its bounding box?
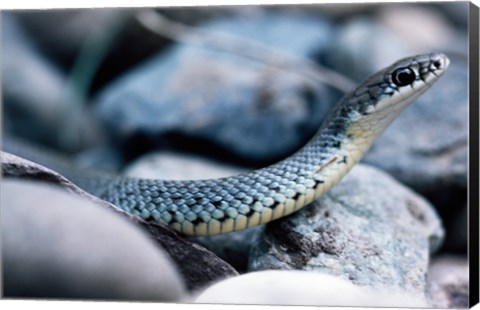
[351,52,450,116]
[325,53,450,145]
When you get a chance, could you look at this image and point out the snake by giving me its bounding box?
[6,53,450,236]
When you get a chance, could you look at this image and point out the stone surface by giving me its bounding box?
[2,179,186,301]
[427,255,469,308]
[249,164,444,297]
[194,270,428,307]
[94,11,339,164]
[1,151,239,293]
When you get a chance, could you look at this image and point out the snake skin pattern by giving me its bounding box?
[75,53,449,236]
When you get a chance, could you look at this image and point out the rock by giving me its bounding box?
[2,14,104,153]
[2,179,186,300]
[1,151,239,292]
[249,164,444,297]
[194,270,428,307]
[427,255,469,308]
[95,11,340,164]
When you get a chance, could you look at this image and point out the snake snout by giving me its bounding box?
[430,53,450,71]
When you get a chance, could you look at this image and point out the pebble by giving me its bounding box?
[195,270,428,307]
[2,179,186,300]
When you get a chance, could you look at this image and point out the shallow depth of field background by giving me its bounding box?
[1,2,470,307]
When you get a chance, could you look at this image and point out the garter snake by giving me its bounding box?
[6,53,450,236]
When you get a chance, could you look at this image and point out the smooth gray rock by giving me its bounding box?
[427,255,469,308]
[2,179,186,301]
[95,11,339,163]
[1,151,239,292]
[249,164,444,297]
[194,270,428,307]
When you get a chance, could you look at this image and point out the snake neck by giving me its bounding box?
[280,114,372,199]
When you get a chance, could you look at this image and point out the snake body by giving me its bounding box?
[11,53,450,236]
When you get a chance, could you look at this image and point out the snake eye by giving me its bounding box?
[392,67,416,86]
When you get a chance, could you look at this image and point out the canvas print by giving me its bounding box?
[1,1,475,308]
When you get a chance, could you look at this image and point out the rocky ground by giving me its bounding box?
[2,2,471,307]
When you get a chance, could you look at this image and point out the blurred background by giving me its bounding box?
[1,1,470,300]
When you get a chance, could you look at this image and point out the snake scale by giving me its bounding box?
[9,53,450,236]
